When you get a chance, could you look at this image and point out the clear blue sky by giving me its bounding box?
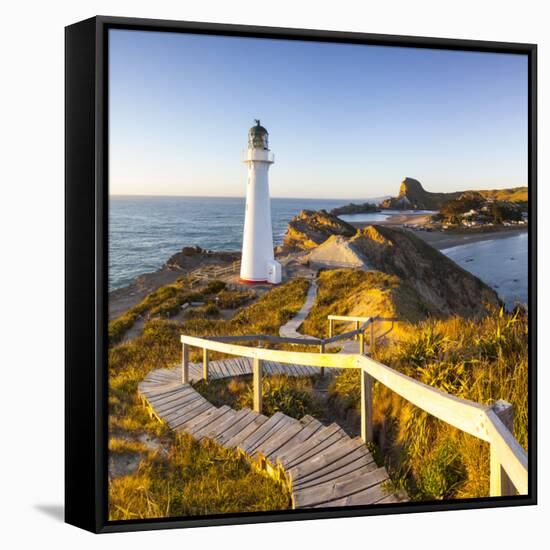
[109,29,528,199]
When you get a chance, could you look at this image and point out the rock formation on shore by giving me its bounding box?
[380,178,462,210]
[165,246,240,271]
[380,177,528,211]
[350,225,500,317]
[281,209,357,251]
[330,202,380,216]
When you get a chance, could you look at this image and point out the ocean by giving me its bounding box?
[442,233,528,309]
[109,196,528,308]
[109,196,347,290]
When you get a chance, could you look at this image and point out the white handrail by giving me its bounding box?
[179,316,528,497]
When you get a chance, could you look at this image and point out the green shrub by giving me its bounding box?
[237,375,321,419]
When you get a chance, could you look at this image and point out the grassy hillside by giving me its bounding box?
[478,186,528,203]
[108,278,310,519]
[329,310,528,500]
[301,269,435,340]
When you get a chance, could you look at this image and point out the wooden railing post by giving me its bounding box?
[202,348,209,381]
[319,341,325,377]
[490,399,516,497]
[369,318,375,355]
[355,320,360,341]
[328,319,333,338]
[181,343,189,384]
[358,331,365,354]
[360,368,373,443]
[253,358,262,413]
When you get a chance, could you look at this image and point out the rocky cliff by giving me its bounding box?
[350,225,500,317]
[330,202,380,216]
[164,246,240,271]
[380,178,461,210]
[282,209,357,251]
[380,177,528,211]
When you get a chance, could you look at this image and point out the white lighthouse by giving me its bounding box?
[240,120,282,284]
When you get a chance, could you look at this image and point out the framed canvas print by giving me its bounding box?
[65,16,537,533]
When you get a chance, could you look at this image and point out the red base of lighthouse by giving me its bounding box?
[239,278,270,285]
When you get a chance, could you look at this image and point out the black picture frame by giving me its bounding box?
[65,15,537,533]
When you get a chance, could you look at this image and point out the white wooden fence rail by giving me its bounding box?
[180,315,528,498]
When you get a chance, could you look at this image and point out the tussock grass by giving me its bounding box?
[109,433,290,520]
[301,269,433,340]
[108,278,310,518]
[329,308,528,500]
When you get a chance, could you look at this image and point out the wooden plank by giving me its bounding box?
[169,402,213,430]
[269,418,324,460]
[216,410,264,445]
[490,400,516,496]
[166,396,210,423]
[147,385,196,407]
[160,392,205,418]
[361,369,373,442]
[224,414,269,449]
[253,358,262,413]
[358,355,489,442]
[292,449,377,489]
[176,405,221,433]
[182,343,190,383]
[181,335,357,370]
[200,408,252,441]
[187,406,233,436]
[237,412,287,454]
[139,383,183,400]
[289,437,368,484]
[311,481,387,508]
[485,407,528,495]
[254,420,305,459]
[295,453,377,492]
[284,428,349,471]
[193,409,238,439]
[293,466,388,508]
[153,390,200,415]
[246,415,299,455]
[278,424,347,469]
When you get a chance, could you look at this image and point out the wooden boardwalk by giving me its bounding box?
[139,361,407,509]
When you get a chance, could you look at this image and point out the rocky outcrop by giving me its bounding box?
[282,209,357,251]
[380,178,528,211]
[380,178,461,210]
[330,202,380,216]
[350,225,500,317]
[164,246,240,271]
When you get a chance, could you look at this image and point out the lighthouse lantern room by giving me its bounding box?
[240,120,282,284]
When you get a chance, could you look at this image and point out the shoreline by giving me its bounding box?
[109,218,527,319]
[348,212,527,250]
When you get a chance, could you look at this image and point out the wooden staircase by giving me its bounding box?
[139,364,407,509]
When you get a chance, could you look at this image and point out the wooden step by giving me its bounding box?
[215,409,262,445]
[199,407,251,441]
[293,466,389,508]
[289,436,368,484]
[238,412,293,455]
[278,424,349,470]
[139,365,407,509]
[268,417,324,461]
[169,401,213,430]
[224,413,269,449]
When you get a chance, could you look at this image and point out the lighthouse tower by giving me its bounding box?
[240,120,282,284]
